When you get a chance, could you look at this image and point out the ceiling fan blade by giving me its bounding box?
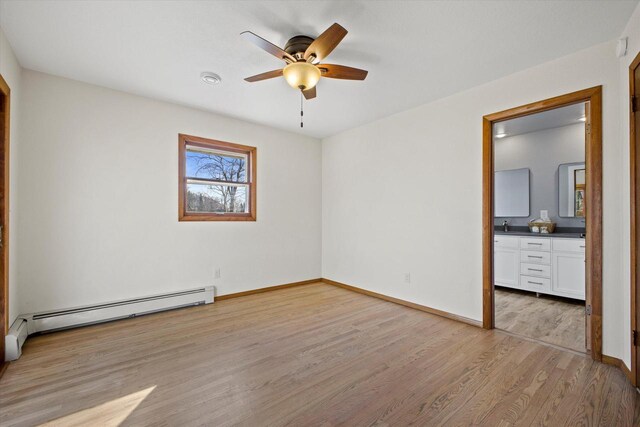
[304,23,347,62]
[318,64,368,80]
[244,69,284,82]
[303,86,316,100]
[241,31,295,63]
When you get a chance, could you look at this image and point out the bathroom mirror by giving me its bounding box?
[558,162,585,218]
[494,168,530,217]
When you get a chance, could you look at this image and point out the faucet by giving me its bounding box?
[502,220,509,232]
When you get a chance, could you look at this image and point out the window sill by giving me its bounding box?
[179,213,256,222]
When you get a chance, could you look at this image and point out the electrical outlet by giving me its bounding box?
[404,273,411,284]
[214,268,221,279]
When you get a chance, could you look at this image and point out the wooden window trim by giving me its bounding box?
[178,134,257,221]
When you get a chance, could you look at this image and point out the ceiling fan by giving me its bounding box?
[241,23,368,100]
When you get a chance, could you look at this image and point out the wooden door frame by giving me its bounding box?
[630,51,640,387]
[0,74,10,377]
[482,86,603,362]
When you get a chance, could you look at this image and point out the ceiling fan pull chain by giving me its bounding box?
[300,91,304,128]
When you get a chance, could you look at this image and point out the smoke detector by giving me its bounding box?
[201,72,222,85]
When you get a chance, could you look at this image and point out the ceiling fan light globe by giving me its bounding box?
[283,62,321,91]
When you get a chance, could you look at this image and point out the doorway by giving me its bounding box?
[630,51,640,387]
[483,87,603,361]
[0,74,9,377]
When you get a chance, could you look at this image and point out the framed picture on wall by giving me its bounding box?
[574,168,585,217]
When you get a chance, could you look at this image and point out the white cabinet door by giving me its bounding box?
[552,251,585,300]
[495,247,520,289]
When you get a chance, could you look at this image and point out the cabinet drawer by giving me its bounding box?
[520,250,551,265]
[520,238,551,252]
[520,262,551,278]
[553,238,586,253]
[520,275,551,293]
[494,235,519,249]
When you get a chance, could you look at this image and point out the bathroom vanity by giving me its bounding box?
[494,232,585,300]
[493,158,586,301]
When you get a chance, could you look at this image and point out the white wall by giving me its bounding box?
[17,70,321,314]
[322,40,626,360]
[619,1,640,369]
[0,28,21,325]
[494,123,586,228]
[7,6,640,368]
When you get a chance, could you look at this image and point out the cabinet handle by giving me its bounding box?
[580,245,585,248]
[528,243,543,245]
[528,281,543,285]
[528,268,543,272]
[528,255,543,259]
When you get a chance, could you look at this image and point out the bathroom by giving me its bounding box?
[493,102,588,352]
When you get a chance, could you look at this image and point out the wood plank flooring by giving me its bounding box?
[495,287,586,352]
[0,283,638,426]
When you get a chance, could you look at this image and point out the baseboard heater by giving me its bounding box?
[5,286,214,361]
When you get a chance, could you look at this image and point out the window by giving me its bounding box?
[178,134,256,221]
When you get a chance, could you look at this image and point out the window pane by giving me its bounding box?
[186,148,247,182]
[186,183,248,213]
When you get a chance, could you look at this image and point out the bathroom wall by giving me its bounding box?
[494,122,586,228]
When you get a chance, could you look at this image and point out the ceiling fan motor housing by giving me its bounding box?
[284,35,314,60]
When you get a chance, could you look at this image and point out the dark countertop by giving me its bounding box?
[494,230,585,239]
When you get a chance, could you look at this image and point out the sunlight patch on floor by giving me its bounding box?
[40,386,156,427]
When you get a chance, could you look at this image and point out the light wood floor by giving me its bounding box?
[495,287,586,352]
[1,283,638,426]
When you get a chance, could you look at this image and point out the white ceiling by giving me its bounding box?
[0,1,637,139]
[494,102,586,138]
